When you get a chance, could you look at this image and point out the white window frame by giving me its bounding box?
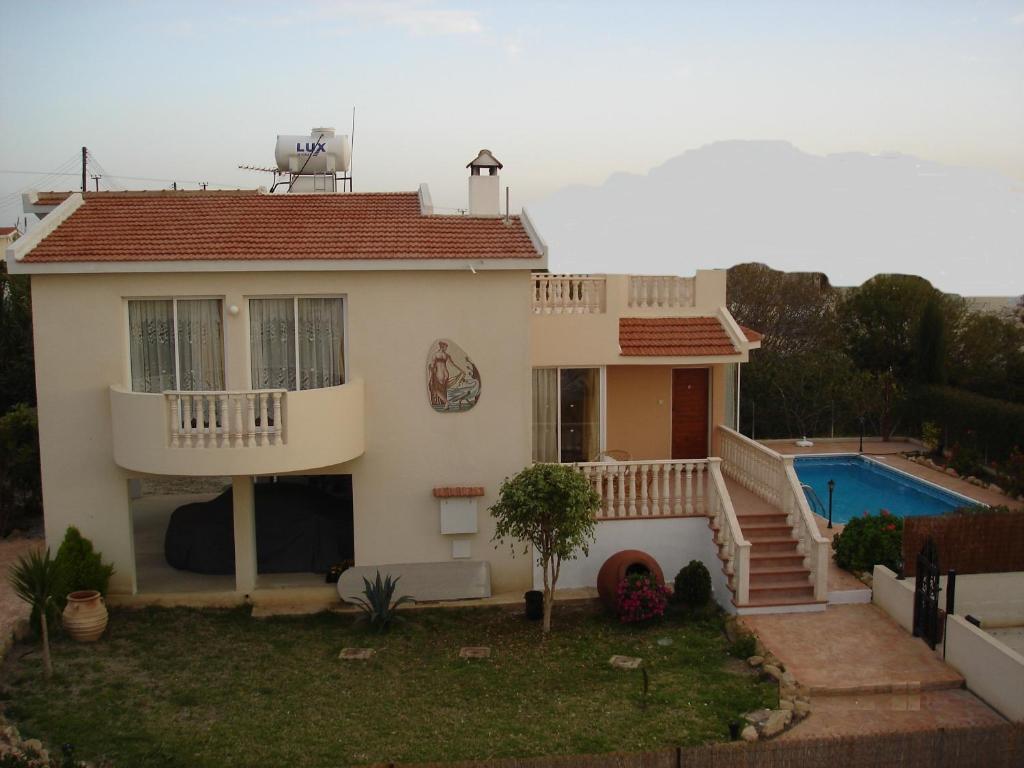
[246,294,349,391]
[534,365,606,463]
[124,295,227,392]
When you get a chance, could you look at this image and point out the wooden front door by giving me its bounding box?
[671,368,709,460]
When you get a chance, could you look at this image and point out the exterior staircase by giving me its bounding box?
[724,477,824,612]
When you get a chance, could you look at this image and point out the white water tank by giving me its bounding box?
[274,127,351,174]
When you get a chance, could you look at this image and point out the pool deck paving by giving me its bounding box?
[742,602,1009,738]
[741,604,965,696]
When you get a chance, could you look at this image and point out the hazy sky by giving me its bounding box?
[2,1,1023,222]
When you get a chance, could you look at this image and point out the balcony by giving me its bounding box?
[530,274,697,315]
[110,379,365,476]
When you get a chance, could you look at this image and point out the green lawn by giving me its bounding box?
[1,603,774,767]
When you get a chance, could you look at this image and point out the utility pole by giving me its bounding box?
[91,175,101,192]
[81,146,87,193]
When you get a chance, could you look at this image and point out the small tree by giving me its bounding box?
[490,464,599,634]
[9,547,59,679]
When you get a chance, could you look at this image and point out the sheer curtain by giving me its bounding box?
[298,298,344,389]
[250,299,296,390]
[532,368,558,462]
[176,299,224,391]
[128,300,176,393]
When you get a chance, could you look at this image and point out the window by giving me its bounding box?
[250,297,345,391]
[532,367,602,463]
[128,299,224,393]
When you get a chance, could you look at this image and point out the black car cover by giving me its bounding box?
[164,483,353,575]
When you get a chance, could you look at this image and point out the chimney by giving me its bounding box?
[467,149,502,216]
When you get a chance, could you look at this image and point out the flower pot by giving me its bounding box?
[62,590,108,642]
[524,590,544,621]
[596,550,665,611]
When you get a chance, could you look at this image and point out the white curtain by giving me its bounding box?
[532,368,558,463]
[250,298,296,390]
[128,300,176,393]
[176,299,224,391]
[298,298,344,389]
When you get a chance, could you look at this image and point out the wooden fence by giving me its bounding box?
[903,510,1024,576]
[372,723,1024,768]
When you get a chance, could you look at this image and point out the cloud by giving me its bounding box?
[380,5,482,36]
[230,2,482,37]
[1012,11,1024,25]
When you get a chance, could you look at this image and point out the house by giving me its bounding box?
[5,138,826,614]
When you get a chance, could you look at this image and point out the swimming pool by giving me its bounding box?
[794,455,982,524]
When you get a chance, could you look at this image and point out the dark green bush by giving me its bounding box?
[728,632,758,660]
[914,385,1024,465]
[832,511,903,573]
[1001,448,1024,498]
[53,526,115,608]
[673,560,712,607]
[949,440,983,477]
[0,404,42,536]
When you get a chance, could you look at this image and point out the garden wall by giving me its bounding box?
[534,517,731,611]
[945,615,1024,723]
[383,722,1024,768]
[902,511,1024,577]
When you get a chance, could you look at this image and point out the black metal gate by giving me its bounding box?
[913,538,941,649]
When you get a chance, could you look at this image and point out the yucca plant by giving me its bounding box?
[9,547,59,679]
[350,571,413,632]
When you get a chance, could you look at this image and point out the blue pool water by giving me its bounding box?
[794,455,982,524]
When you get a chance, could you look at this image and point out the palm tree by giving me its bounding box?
[8,547,58,679]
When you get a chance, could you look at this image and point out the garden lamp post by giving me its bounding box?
[858,416,865,453]
[827,479,835,529]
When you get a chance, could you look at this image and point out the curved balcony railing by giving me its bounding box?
[110,379,365,476]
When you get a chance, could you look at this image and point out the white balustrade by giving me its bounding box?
[531,274,606,314]
[628,276,695,308]
[718,426,829,603]
[706,458,751,605]
[166,390,286,448]
[573,460,707,519]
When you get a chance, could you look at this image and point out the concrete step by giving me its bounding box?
[749,567,812,586]
[748,537,801,553]
[749,583,816,601]
[743,524,796,539]
[750,552,806,568]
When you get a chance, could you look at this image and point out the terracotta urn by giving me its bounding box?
[596,550,665,611]
[62,590,108,642]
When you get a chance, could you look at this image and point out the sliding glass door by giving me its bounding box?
[532,367,603,463]
[250,297,346,391]
[128,299,224,393]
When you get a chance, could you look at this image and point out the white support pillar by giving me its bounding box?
[232,475,258,593]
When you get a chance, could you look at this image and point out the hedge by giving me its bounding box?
[913,386,1024,463]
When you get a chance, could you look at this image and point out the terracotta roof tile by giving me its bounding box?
[741,325,763,343]
[0,227,17,236]
[619,317,738,356]
[22,191,541,263]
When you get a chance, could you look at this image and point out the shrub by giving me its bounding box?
[0,404,42,536]
[832,510,903,573]
[920,421,942,455]
[8,547,58,679]
[728,631,758,660]
[350,571,413,632]
[949,439,982,478]
[914,385,1024,465]
[673,560,711,607]
[615,572,670,623]
[53,526,115,609]
[1000,448,1024,498]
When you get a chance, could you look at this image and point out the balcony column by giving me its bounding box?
[232,475,258,593]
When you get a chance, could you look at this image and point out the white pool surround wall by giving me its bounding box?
[532,517,734,612]
[873,565,1024,722]
[945,616,1024,722]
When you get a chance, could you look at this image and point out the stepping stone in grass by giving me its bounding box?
[609,655,643,670]
[459,646,491,659]
[338,647,375,660]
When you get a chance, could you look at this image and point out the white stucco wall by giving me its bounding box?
[945,615,1024,722]
[532,516,734,611]
[31,269,534,595]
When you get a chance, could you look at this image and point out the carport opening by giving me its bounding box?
[130,474,354,593]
